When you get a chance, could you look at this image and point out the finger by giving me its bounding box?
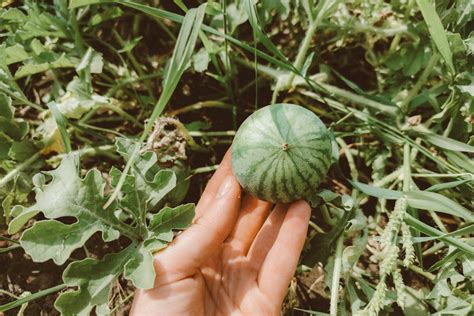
[226,195,272,254]
[246,204,289,270]
[194,149,233,219]
[131,277,206,315]
[154,175,241,284]
[258,200,311,303]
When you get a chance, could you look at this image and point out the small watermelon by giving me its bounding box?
[231,103,333,203]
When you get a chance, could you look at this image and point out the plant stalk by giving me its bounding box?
[400,53,439,112]
[330,235,344,316]
[0,284,67,313]
[0,152,41,189]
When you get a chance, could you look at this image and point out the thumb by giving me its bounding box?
[154,175,241,284]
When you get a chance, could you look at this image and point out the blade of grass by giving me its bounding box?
[0,284,67,313]
[0,152,42,189]
[411,223,474,243]
[416,132,474,153]
[103,4,206,209]
[171,1,226,81]
[405,214,474,255]
[427,249,463,272]
[237,58,398,115]
[242,0,289,62]
[300,89,471,180]
[329,234,344,316]
[76,0,332,106]
[285,0,339,88]
[426,179,472,192]
[109,0,294,71]
[404,190,474,222]
[0,245,22,253]
[416,0,455,74]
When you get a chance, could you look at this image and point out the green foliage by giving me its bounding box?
[8,139,194,314]
[0,94,29,160]
[0,0,473,314]
[416,0,455,74]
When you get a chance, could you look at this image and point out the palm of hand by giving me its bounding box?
[132,153,310,316]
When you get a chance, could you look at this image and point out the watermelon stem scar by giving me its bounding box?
[282,143,289,151]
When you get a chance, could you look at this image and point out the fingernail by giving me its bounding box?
[217,176,233,199]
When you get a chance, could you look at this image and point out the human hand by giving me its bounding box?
[131,151,311,316]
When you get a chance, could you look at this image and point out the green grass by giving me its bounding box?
[0,0,473,315]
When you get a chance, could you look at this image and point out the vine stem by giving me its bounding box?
[0,85,44,112]
[191,165,219,174]
[321,204,337,226]
[112,29,155,103]
[0,284,67,313]
[308,220,325,234]
[389,0,415,53]
[189,131,235,137]
[400,53,439,112]
[0,236,19,244]
[330,235,344,316]
[286,20,319,87]
[0,152,41,189]
[167,100,231,116]
[397,260,436,282]
[337,137,358,184]
[403,143,411,191]
[365,246,436,281]
[271,5,321,104]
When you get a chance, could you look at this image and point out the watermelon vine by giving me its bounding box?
[8,138,195,315]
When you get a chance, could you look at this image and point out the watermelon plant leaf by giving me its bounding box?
[7,142,195,312]
[0,43,29,65]
[149,203,195,241]
[14,54,76,79]
[54,240,167,315]
[110,166,176,220]
[113,138,177,211]
[21,219,118,265]
[54,249,129,316]
[8,154,82,234]
[0,93,28,143]
[308,189,353,211]
[13,154,133,264]
[0,93,29,166]
[0,93,13,119]
[123,238,170,288]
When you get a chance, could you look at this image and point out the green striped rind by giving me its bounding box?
[232,103,332,203]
